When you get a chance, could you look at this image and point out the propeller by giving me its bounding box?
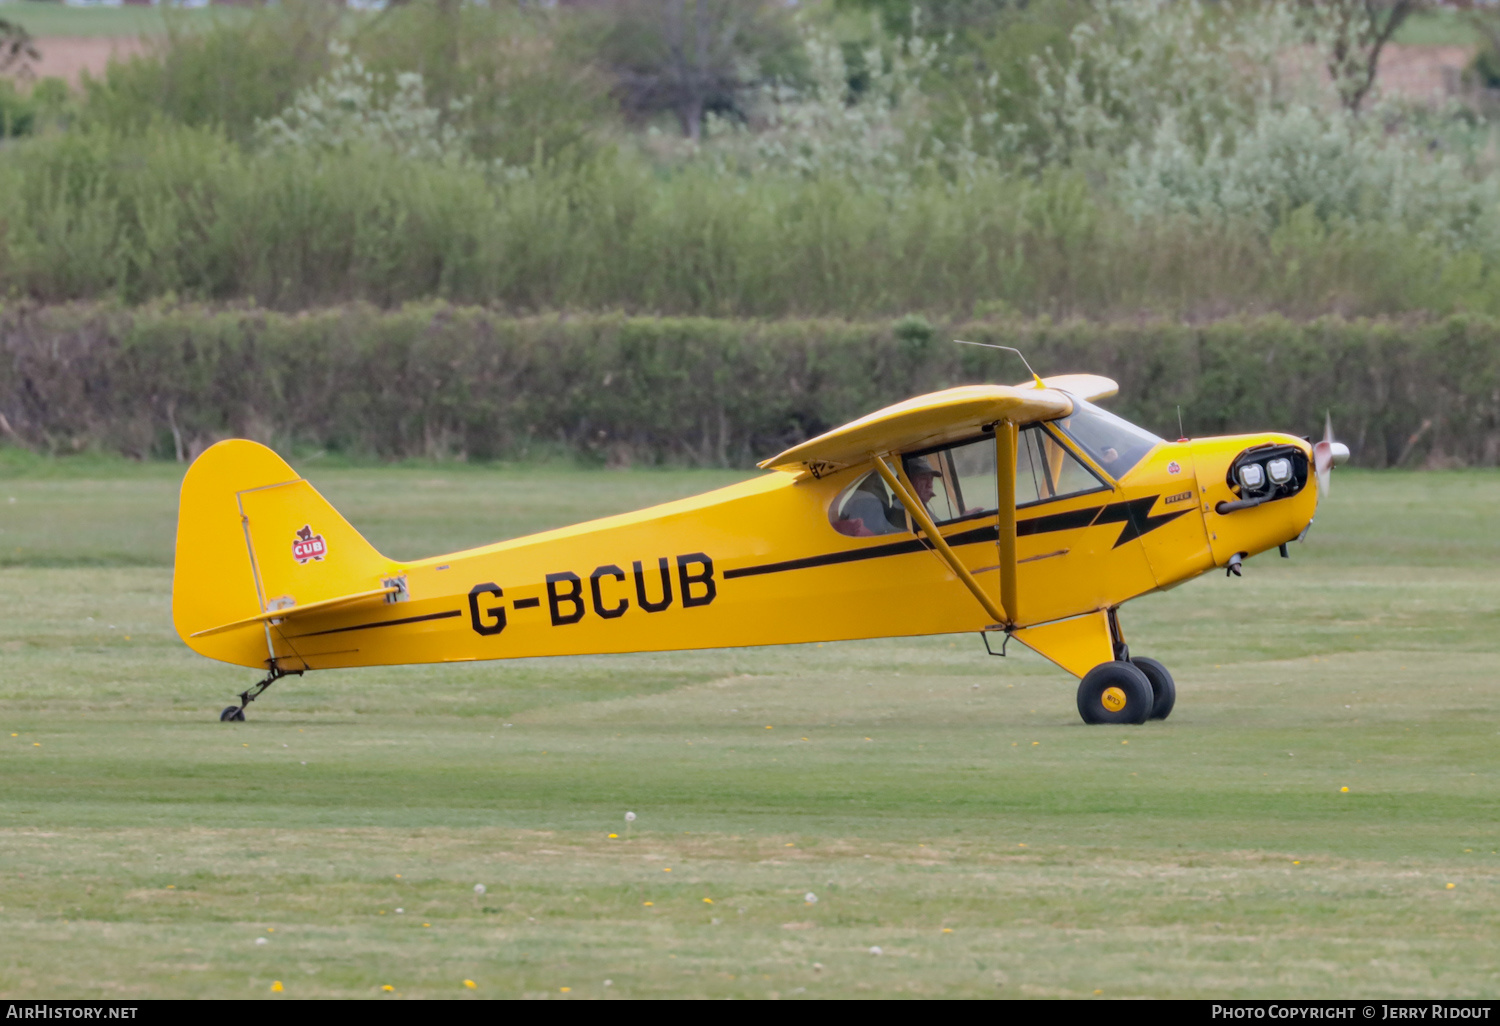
[1312,412,1350,498]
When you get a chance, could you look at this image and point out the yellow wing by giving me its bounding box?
[759,384,1073,478]
[1034,374,1118,403]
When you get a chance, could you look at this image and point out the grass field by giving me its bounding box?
[1,456,1498,999]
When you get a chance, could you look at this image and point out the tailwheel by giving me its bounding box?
[1076,661,1154,725]
[1130,657,1176,721]
[217,662,301,722]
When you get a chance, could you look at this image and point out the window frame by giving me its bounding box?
[1015,422,1113,509]
[833,420,1118,539]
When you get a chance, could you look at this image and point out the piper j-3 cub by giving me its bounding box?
[173,364,1347,725]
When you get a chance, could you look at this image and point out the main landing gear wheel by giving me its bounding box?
[219,706,246,722]
[1130,657,1176,721]
[1077,661,1154,725]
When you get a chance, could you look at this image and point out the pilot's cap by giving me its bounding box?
[907,457,940,479]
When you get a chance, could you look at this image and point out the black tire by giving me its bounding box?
[1076,661,1154,725]
[1131,657,1176,721]
[219,706,245,722]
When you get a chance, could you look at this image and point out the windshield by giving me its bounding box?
[1051,397,1164,477]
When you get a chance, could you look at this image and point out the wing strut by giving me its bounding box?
[871,454,1012,629]
[996,422,1019,625]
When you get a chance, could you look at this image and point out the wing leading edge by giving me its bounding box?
[758,384,1073,477]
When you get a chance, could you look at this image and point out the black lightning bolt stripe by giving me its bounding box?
[289,609,463,638]
[724,495,1187,579]
[721,524,1005,580]
[1095,495,1191,547]
[1015,505,1103,538]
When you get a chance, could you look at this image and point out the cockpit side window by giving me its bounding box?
[1051,397,1164,477]
[830,427,1104,536]
[903,436,998,526]
[830,470,906,537]
[1016,425,1108,507]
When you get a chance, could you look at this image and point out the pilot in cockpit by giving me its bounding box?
[831,458,941,537]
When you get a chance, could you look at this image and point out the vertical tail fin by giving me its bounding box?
[173,440,397,668]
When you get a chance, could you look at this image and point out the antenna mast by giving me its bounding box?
[953,340,1045,388]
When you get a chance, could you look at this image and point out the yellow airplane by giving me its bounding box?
[173,370,1347,725]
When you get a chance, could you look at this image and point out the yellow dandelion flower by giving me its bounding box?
[423,923,430,927]
[609,834,618,839]
[941,928,953,934]
[1340,787,1349,793]
[663,867,672,872]
[560,987,571,993]
[1446,883,1456,889]
[702,898,713,904]
[382,985,394,992]
[785,843,794,847]
[166,885,174,890]
[271,981,283,993]
[765,726,773,730]
[643,902,654,907]
[33,743,40,747]
[464,979,477,989]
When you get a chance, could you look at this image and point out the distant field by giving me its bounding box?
[1395,9,1486,48]
[0,458,1497,998]
[0,2,236,38]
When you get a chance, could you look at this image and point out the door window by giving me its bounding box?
[902,436,999,526]
[1016,425,1107,507]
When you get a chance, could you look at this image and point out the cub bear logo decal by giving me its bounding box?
[292,525,327,564]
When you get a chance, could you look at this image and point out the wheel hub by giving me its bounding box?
[1100,686,1127,712]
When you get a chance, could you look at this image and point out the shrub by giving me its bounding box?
[2,304,1496,468]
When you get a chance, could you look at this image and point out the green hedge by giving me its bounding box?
[1,303,1496,467]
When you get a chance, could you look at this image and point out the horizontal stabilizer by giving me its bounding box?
[190,585,399,638]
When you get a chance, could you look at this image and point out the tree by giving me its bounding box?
[1297,0,1429,112]
[0,17,39,78]
[596,0,797,141]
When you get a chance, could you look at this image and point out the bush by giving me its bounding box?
[4,123,1500,319]
[2,304,1496,468]
[79,1,341,144]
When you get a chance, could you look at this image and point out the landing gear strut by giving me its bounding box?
[1075,610,1177,724]
[219,662,301,722]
